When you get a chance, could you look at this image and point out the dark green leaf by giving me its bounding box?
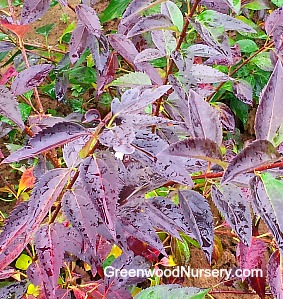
[99,0,131,23]
[36,23,55,38]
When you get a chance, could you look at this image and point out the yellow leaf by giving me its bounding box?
[27,284,40,296]
[159,255,176,267]
[15,253,32,270]
[107,245,122,259]
[18,167,35,196]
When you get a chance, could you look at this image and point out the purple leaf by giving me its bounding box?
[2,122,91,164]
[27,168,70,231]
[57,0,67,5]
[69,25,89,64]
[0,41,15,53]
[34,224,64,299]
[132,131,194,187]
[188,90,222,145]
[122,0,153,24]
[187,44,221,57]
[250,176,283,253]
[97,52,118,97]
[0,267,17,280]
[237,237,266,282]
[0,202,29,271]
[127,14,174,38]
[191,64,230,83]
[232,79,253,106]
[75,4,101,37]
[111,86,171,115]
[221,140,280,184]
[118,206,167,255]
[179,190,214,263]
[11,63,54,95]
[108,34,138,64]
[0,85,25,130]
[144,197,194,238]
[105,253,149,289]
[108,34,162,84]
[197,10,256,33]
[62,187,99,252]
[56,225,97,272]
[268,250,283,299]
[255,60,283,142]
[88,34,109,74]
[21,0,50,24]
[119,114,178,127]
[198,0,229,13]
[214,102,235,133]
[191,19,232,59]
[211,184,252,246]
[55,72,69,101]
[63,135,91,167]
[158,138,223,166]
[99,124,135,154]
[151,30,176,55]
[79,156,118,237]
[0,280,28,298]
[265,8,283,52]
[134,48,165,63]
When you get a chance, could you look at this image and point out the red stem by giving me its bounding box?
[154,0,202,117]
[191,159,283,180]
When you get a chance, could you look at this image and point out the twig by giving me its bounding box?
[207,40,274,102]
[6,1,45,114]
[191,159,283,180]
[154,0,202,117]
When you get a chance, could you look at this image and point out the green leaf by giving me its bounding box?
[237,39,259,53]
[236,16,267,39]
[19,103,32,122]
[171,236,190,267]
[225,0,241,14]
[230,97,249,126]
[243,0,270,9]
[272,124,283,147]
[69,66,97,84]
[250,52,273,71]
[36,24,55,38]
[110,72,151,87]
[59,22,76,43]
[271,0,283,7]
[99,0,132,23]
[260,173,283,232]
[15,253,32,270]
[162,1,183,32]
[134,285,210,299]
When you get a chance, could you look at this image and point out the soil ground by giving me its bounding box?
[0,1,274,298]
